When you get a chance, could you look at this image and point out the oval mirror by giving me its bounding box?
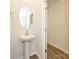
[19,6,33,31]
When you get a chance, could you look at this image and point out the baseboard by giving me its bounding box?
[48,42,69,54]
[16,51,41,59]
[30,51,42,59]
[47,42,69,56]
[16,56,24,59]
[35,51,42,59]
[30,51,37,56]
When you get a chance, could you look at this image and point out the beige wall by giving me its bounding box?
[10,0,43,59]
[47,0,69,52]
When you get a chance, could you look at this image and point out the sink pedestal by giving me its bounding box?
[20,34,35,59]
[24,42,29,59]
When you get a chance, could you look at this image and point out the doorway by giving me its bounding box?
[46,0,69,59]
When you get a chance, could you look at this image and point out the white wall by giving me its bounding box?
[10,0,44,59]
[47,0,69,52]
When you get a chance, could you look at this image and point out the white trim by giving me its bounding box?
[30,51,42,59]
[48,42,69,54]
[16,56,24,59]
[29,51,37,56]
[35,52,42,59]
[16,51,41,59]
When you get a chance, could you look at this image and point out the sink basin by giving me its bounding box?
[20,34,35,42]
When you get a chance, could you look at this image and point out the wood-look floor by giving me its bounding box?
[47,44,69,59]
[30,44,69,59]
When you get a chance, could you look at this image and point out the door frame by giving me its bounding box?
[40,0,47,59]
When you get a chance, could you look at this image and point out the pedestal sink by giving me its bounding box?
[19,6,35,59]
[20,34,35,59]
